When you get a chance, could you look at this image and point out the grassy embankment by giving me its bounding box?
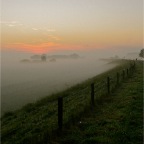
[53,60,143,144]
[1,60,142,144]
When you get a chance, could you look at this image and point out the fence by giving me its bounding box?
[57,60,136,130]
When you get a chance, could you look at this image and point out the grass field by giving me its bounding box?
[1,60,143,144]
[53,60,143,144]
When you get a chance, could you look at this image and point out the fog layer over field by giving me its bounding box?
[1,49,135,114]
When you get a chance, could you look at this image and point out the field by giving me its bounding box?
[54,60,143,144]
[1,60,143,144]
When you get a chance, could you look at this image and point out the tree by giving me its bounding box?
[139,49,144,58]
[41,54,47,61]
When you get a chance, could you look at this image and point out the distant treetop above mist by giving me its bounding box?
[139,49,144,58]
[20,53,81,63]
[30,53,80,60]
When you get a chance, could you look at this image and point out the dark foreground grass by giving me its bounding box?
[1,60,143,144]
[53,61,143,144]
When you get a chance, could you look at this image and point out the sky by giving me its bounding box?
[1,0,143,54]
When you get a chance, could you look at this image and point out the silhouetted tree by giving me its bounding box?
[139,49,144,58]
[41,54,47,61]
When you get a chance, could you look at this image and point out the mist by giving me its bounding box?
[1,48,140,115]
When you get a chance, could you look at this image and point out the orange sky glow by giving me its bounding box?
[1,0,143,54]
[2,42,88,54]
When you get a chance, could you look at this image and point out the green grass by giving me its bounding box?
[53,61,143,144]
[1,60,141,144]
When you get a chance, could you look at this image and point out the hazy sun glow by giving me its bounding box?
[1,0,143,54]
[2,42,88,54]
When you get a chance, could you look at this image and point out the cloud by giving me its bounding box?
[0,21,18,24]
[10,21,19,24]
[40,27,56,32]
[32,28,39,31]
[7,24,16,27]
[31,27,56,32]
[2,23,56,32]
[0,21,23,27]
[46,29,56,32]
[0,21,13,24]
[46,35,60,40]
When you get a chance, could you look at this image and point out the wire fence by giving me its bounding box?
[58,60,136,131]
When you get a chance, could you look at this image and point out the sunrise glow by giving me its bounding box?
[1,0,143,54]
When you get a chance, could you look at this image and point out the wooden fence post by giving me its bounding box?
[127,69,129,77]
[107,77,110,94]
[122,70,125,80]
[129,64,132,74]
[131,63,134,73]
[91,83,95,106]
[117,72,119,85]
[58,97,63,131]
[133,61,136,69]
[129,67,131,75]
